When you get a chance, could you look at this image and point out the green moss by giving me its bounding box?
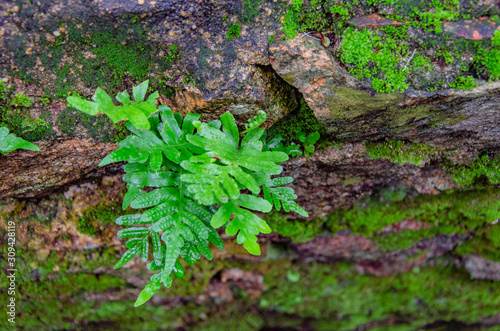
[77,202,132,236]
[280,0,480,93]
[479,30,500,80]
[0,86,56,142]
[449,153,500,186]
[339,27,413,93]
[364,139,440,165]
[455,224,500,261]
[411,0,460,34]
[0,245,126,330]
[449,75,477,90]
[268,33,276,43]
[76,217,100,236]
[10,92,33,107]
[0,80,7,97]
[264,211,323,242]
[2,226,499,330]
[241,0,261,24]
[374,226,451,251]
[282,7,300,39]
[435,49,454,65]
[164,45,180,68]
[267,98,327,144]
[226,23,241,40]
[56,106,128,142]
[9,18,167,100]
[330,4,351,20]
[326,187,500,252]
[260,262,500,330]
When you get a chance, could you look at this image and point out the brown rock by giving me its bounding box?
[269,36,500,150]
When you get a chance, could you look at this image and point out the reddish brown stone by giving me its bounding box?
[443,17,500,40]
[347,14,408,28]
[381,219,431,233]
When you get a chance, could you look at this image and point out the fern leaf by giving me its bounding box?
[134,275,161,307]
[205,221,225,250]
[264,177,309,217]
[125,238,143,249]
[130,187,179,209]
[66,96,99,116]
[140,236,149,262]
[241,128,265,151]
[173,259,185,278]
[234,194,272,212]
[140,201,179,223]
[122,185,144,210]
[220,112,240,145]
[193,237,213,259]
[132,80,149,102]
[114,248,137,269]
[124,170,178,187]
[241,110,267,134]
[225,207,271,255]
[151,231,161,252]
[0,127,40,155]
[162,234,184,283]
[117,227,150,238]
[230,166,261,194]
[211,203,234,228]
[98,146,147,166]
[116,90,131,104]
[237,230,262,255]
[182,113,202,135]
[180,241,201,264]
[72,82,312,305]
[115,214,149,225]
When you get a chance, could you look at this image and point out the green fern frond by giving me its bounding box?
[68,81,308,307]
[67,80,159,130]
[0,126,40,155]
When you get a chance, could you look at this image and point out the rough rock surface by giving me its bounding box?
[0,0,297,127]
[270,36,500,149]
[1,177,499,330]
[0,139,119,198]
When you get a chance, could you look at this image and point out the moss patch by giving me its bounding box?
[8,17,168,100]
[448,153,500,186]
[267,98,328,144]
[259,262,500,330]
[0,245,126,330]
[76,202,134,236]
[56,106,128,143]
[365,139,440,165]
[0,81,56,142]
[264,210,324,243]
[327,187,500,251]
[455,224,500,262]
[281,0,494,92]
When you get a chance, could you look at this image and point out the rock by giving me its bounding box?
[464,254,500,281]
[0,139,120,199]
[269,36,500,150]
[0,0,294,128]
[347,14,408,28]
[443,18,500,40]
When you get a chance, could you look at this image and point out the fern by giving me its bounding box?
[67,81,308,306]
[67,80,159,130]
[262,130,320,157]
[0,126,40,155]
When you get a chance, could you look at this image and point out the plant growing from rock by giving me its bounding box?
[67,80,308,306]
[0,126,40,155]
[263,131,320,157]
